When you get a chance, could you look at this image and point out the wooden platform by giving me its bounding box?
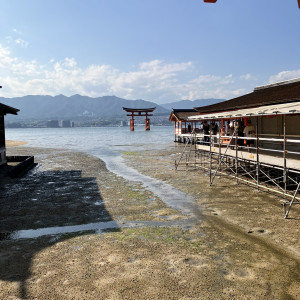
[195,144,300,172]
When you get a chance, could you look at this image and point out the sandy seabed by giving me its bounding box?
[6,140,28,147]
[0,142,299,299]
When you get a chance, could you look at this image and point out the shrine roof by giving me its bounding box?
[194,78,300,114]
[0,103,19,115]
[169,109,199,121]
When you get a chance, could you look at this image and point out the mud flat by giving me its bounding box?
[0,144,299,299]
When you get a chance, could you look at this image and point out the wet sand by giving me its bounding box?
[0,143,299,299]
[6,140,28,147]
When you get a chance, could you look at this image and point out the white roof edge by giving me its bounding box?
[254,77,300,91]
[188,101,300,120]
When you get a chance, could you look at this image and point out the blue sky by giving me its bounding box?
[0,0,299,104]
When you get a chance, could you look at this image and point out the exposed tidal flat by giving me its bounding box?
[1,128,300,299]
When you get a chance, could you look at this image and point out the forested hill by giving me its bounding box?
[0,95,170,120]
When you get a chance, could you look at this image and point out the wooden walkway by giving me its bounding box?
[175,133,300,171]
[196,144,300,172]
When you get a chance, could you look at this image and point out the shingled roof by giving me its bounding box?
[194,78,300,114]
[0,103,19,115]
[169,109,200,122]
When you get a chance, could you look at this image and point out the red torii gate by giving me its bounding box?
[123,107,156,131]
[203,0,300,9]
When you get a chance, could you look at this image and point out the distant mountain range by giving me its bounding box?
[0,95,224,121]
[0,95,168,121]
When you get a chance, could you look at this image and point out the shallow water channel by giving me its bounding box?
[3,132,200,239]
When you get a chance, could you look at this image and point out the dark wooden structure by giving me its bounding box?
[194,78,300,114]
[123,107,156,131]
[0,103,19,166]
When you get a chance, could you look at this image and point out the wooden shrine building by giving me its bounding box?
[123,107,156,131]
[174,78,300,218]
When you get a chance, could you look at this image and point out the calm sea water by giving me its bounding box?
[5,125,174,153]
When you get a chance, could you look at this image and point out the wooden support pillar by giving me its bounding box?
[145,113,150,131]
[0,115,6,166]
[0,115,5,148]
[130,113,134,131]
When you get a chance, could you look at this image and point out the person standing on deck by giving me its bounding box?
[211,121,218,135]
[243,119,255,149]
[228,121,235,136]
[237,120,244,147]
[199,122,204,133]
[210,121,219,146]
[203,120,210,145]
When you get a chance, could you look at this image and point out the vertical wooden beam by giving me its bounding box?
[130,113,134,131]
[0,115,5,148]
[0,115,6,166]
[145,112,150,130]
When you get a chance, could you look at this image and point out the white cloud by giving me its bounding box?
[268,69,300,83]
[63,57,77,68]
[15,38,29,48]
[0,44,252,102]
[7,29,29,48]
[13,28,23,35]
[189,74,221,84]
[240,73,253,80]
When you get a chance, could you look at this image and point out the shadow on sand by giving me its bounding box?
[0,168,117,298]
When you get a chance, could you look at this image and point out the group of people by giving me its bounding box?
[199,120,219,144]
[199,119,256,148]
[235,119,256,148]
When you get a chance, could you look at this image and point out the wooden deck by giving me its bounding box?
[176,133,300,171]
[195,144,300,172]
